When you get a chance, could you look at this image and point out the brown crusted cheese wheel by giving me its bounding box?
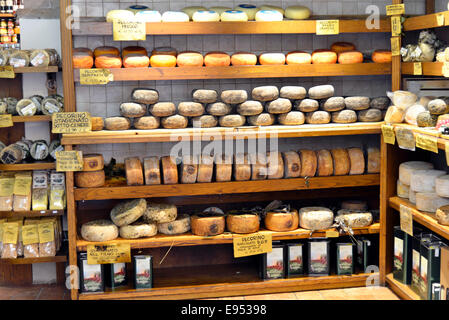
[226,213,260,234]
[250,153,267,180]
[120,102,147,118]
[192,89,218,104]
[231,52,257,66]
[278,111,305,125]
[75,170,105,188]
[234,153,251,181]
[295,99,319,112]
[265,98,292,114]
[204,51,231,67]
[219,115,246,127]
[331,148,350,176]
[143,157,161,185]
[161,156,178,184]
[347,147,365,175]
[197,154,214,183]
[321,97,345,112]
[94,55,122,68]
[308,85,334,100]
[248,113,275,126]
[266,151,284,179]
[305,111,331,124]
[178,102,205,117]
[331,110,357,123]
[207,102,232,116]
[181,155,198,184]
[358,109,383,122]
[280,86,307,100]
[370,97,390,110]
[91,117,104,131]
[215,154,232,182]
[316,150,333,177]
[104,117,131,131]
[125,157,144,186]
[221,90,248,104]
[298,150,317,177]
[161,115,188,129]
[237,101,263,116]
[191,215,225,236]
[149,102,176,117]
[131,89,159,105]
[82,154,104,172]
[367,147,380,174]
[252,86,279,102]
[133,116,160,130]
[282,151,301,178]
[264,209,299,232]
[344,96,370,111]
[191,115,218,128]
[177,51,204,67]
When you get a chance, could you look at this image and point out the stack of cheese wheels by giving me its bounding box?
[191,213,225,236]
[226,210,260,234]
[150,47,177,67]
[122,46,150,68]
[73,48,94,69]
[397,161,434,202]
[74,154,105,188]
[410,169,448,212]
[110,199,147,227]
[177,51,204,67]
[94,46,122,68]
[265,207,299,232]
[204,51,231,66]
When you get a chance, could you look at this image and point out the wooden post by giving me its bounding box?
[391,0,403,91]
[426,0,435,14]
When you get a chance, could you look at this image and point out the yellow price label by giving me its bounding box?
[391,37,400,56]
[52,112,92,134]
[437,13,445,26]
[382,124,396,144]
[414,62,423,75]
[415,134,438,153]
[325,230,340,238]
[400,204,413,236]
[0,114,13,128]
[316,20,339,35]
[87,243,131,265]
[233,232,272,258]
[113,19,146,41]
[79,69,113,85]
[0,66,15,78]
[386,4,405,16]
[55,150,83,172]
[391,16,402,36]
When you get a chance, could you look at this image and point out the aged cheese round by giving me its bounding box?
[83,154,104,172]
[93,46,120,58]
[331,42,356,54]
[150,54,177,67]
[192,115,218,128]
[338,51,363,64]
[308,85,334,100]
[220,10,248,22]
[0,144,23,164]
[16,99,37,116]
[75,170,105,188]
[265,209,299,232]
[182,6,207,19]
[344,96,370,111]
[252,86,279,102]
[419,96,437,108]
[332,110,357,123]
[158,214,191,235]
[280,86,306,100]
[226,214,260,234]
[125,157,144,186]
[106,10,134,23]
[390,90,418,109]
[81,220,118,242]
[237,100,263,116]
[295,99,319,112]
[134,116,160,130]
[215,154,233,182]
[366,147,381,174]
[285,5,311,20]
[410,169,446,193]
[9,50,30,67]
[120,102,147,118]
[73,48,94,69]
[235,5,258,20]
[436,175,449,198]
[428,99,448,115]
[283,151,301,178]
[278,111,305,125]
[370,96,390,110]
[331,148,350,176]
[149,102,176,117]
[161,156,178,184]
[358,108,383,122]
[321,97,345,112]
[317,149,334,177]
[409,189,417,204]
[161,11,190,22]
[341,200,368,211]
[193,10,220,22]
[233,153,251,181]
[372,50,392,63]
[123,54,150,68]
[416,192,449,213]
[207,102,232,116]
[397,179,410,199]
[405,104,427,126]
[132,89,159,105]
[95,55,122,68]
[305,111,331,124]
[191,214,225,236]
[219,114,246,127]
[336,209,373,228]
[177,51,204,67]
[144,203,177,224]
[312,50,337,64]
[259,53,286,65]
[181,155,198,184]
[347,148,365,175]
[399,161,434,186]
[299,207,334,230]
[221,90,248,105]
[204,51,231,67]
[178,102,205,117]
[110,199,147,227]
[231,52,257,66]
[266,98,292,114]
[250,153,268,180]
[266,151,284,179]
[299,150,317,178]
[248,113,275,126]
[384,105,405,123]
[143,157,161,185]
[161,115,188,129]
[436,205,449,226]
[255,10,283,21]
[417,111,438,127]
[104,117,132,131]
[120,222,157,239]
[286,51,312,65]
[30,140,49,161]
[192,89,218,104]
[197,155,214,183]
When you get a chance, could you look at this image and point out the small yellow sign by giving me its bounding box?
[56,151,83,172]
[437,13,445,27]
[79,69,114,85]
[415,134,438,154]
[113,19,146,41]
[400,204,413,236]
[87,243,131,265]
[391,16,402,36]
[13,175,32,196]
[52,112,92,134]
[443,62,449,78]
[446,141,449,167]
[233,232,272,258]
[391,37,400,56]
[325,230,340,238]
[316,20,339,35]
[382,124,396,145]
[0,66,15,79]
[0,177,14,197]
[413,62,423,75]
[386,4,405,16]
[0,114,13,128]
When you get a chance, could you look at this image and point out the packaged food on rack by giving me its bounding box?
[8,50,30,68]
[38,220,56,257]
[0,219,6,255]
[32,171,48,211]
[41,216,61,252]
[0,173,14,211]
[13,172,32,211]
[49,171,66,210]
[30,140,49,161]
[16,98,37,116]
[22,224,39,258]
[1,222,19,259]
[8,217,24,257]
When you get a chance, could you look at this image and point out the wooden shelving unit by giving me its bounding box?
[0,210,64,219]
[0,162,56,171]
[13,66,59,74]
[12,115,52,123]
[403,10,449,31]
[385,274,422,300]
[391,123,448,150]
[0,254,67,265]
[402,62,444,76]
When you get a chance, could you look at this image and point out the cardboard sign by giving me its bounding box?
[400,204,413,236]
[87,243,131,265]
[316,20,339,35]
[0,114,13,128]
[0,66,15,79]
[391,37,400,56]
[233,233,272,258]
[113,20,146,41]
[55,151,83,172]
[414,62,423,75]
[325,230,340,238]
[386,4,405,16]
[437,13,445,27]
[415,134,438,154]
[79,69,113,85]
[382,124,396,145]
[391,16,402,36]
[52,112,92,134]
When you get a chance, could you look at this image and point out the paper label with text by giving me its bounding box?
[437,13,445,26]
[233,233,272,258]
[52,112,92,134]
[87,243,131,265]
[113,20,146,41]
[0,66,15,78]
[414,62,423,75]
[79,69,113,85]
[382,124,396,145]
[55,151,83,172]
[400,204,413,236]
[415,134,438,153]
[316,20,339,35]
[391,37,400,56]
[386,4,405,16]
[0,114,13,128]
[391,16,402,36]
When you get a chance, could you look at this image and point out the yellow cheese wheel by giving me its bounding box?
[150,55,177,67]
[284,6,311,20]
[234,153,251,181]
[338,51,364,64]
[312,49,337,64]
[286,51,312,64]
[73,48,94,69]
[347,148,365,175]
[226,213,259,234]
[215,154,233,182]
[191,215,225,236]
[231,52,258,66]
[250,153,268,180]
[177,51,204,67]
[299,150,317,177]
[197,155,214,183]
[331,148,350,176]
[75,170,105,188]
[106,10,135,23]
[123,54,150,68]
[125,157,144,186]
[204,51,231,67]
[283,151,301,178]
[259,53,285,65]
[316,149,333,177]
[372,50,392,63]
[94,55,122,68]
[264,209,299,232]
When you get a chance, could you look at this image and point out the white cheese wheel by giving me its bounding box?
[410,169,446,192]
[252,86,279,102]
[182,6,207,19]
[221,90,248,104]
[74,170,105,188]
[308,85,334,100]
[144,203,177,224]
[299,150,317,178]
[81,220,119,242]
[416,192,449,213]
[299,207,334,230]
[178,102,205,117]
[219,114,246,127]
[134,116,160,130]
[191,215,226,236]
[250,153,268,180]
[260,5,284,15]
[336,210,373,228]
[161,115,188,129]
[82,154,104,172]
[237,101,264,116]
[135,10,162,22]
[215,154,233,182]
[366,147,381,174]
[192,115,218,128]
[331,148,350,176]
[158,214,191,235]
[255,9,283,21]
[436,205,449,226]
[125,157,144,186]
[266,151,284,179]
[397,179,410,199]
[144,157,161,185]
[248,113,275,126]
[207,102,232,116]
[389,90,418,109]
[110,199,147,227]
[120,222,157,239]
[399,161,434,185]
[436,175,449,198]
[284,5,311,20]
[181,155,198,184]
[162,156,178,184]
[150,102,176,117]
[221,10,248,22]
[162,11,190,22]
[305,111,331,124]
[278,111,305,125]
[405,104,427,126]
[283,151,301,178]
[317,149,333,177]
[265,98,292,114]
[332,110,357,123]
[106,10,135,23]
[192,10,220,22]
[321,97,345,112]
[384,105,405,123]
[341,200,368,211]
[347,148,365,175]
[234,153,252,181]
[235,4,259,20]
[192,89,218,104]
[296,99,319,112]
[409,189,417,204]
[280,86,307,100]
[197,154,214,183]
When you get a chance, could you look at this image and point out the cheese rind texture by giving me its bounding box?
[299,207,334,230]
[399,161,434,186]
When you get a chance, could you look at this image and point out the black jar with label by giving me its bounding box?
[260,242,285,280]
[420,241,447,300]
[78,252,105,293]
[133,255,153,289]
[336,243,355,275]
[307,238,330,276]
[285,242,304,278]
[105,263,128,290]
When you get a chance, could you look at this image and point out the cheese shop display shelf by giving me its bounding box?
[13,66,60,74]
[401,62,445,77]
[0,254,67,265]
[385,274,422,300]
[12,115,52,123]
[0,210,64,219]
[392,123,448,150]
[403,11,449,31]
[0,162,56,171]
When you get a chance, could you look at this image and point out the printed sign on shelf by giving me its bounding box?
[87,243,131,265]
[0,114,13,128]
[415,134,438,154]
[0,66,15,79]
[316,20,339,35]
[52,112,92,134]
[233,232,272,258]
[386,4,405,16]
[55,151,83,172]
[79,69,114,85]
[413,62,423,75]
[382,124,396,145]
[113,20,146,41]
[391,16,402,36]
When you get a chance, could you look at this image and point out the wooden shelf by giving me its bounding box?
[0,210,64,219]
[13,66,59,74]
[385,273,422,300]
[389,196,449,240]
[0,13,15,18]
[73,17,391,36]
[62,123,382,145]
[12,115,52,123]
[402,62,444,76]
[392,123,448,150]
[0,162,56,171]
[403,11,449,31]
[0,254,67,265]
[74,64,391,82]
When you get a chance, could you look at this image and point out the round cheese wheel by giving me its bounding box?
[181,155,198,184]
[209,7,232,15]
[312,49,337,64]
[226,214,259,234]
[332,110,357,123]
[265,209,299,232]
[73,48,94,69]
[144,203,177,224]
[390,91,418,109]
[358,109,383,122]
[248,113,275,126]
[191,214,226,236]
[94,55,122,68]
[260,5,284,14]
[331,148,350,176]
[347,148,365,175]
[321,97,345,112]
[150,102,176,117]
[81,220,118,242]
[110,198,147,227]
[397,179,410,199]
[372,50,392,63]
[235,5,258,20]
[221,90,248,104]
[399,161,434,186]
[132,89,159,105]
[250,153,268,180]
[409,189,417,204]
[122,46,148,58]
[231,52,257,66]
[120,102,146,118]
[134,116,160,130]
[177,51,204,67]
[106,10,135,23]
[219,114,246,127]
[278,111,305,125]
[266,98,292,114]
[344,97,370,111]
[336,210,373,228]
[192,10,220,22]
[299,207,334,230]
[384,105,405,123]
[428,99,448,115]
[237,101,263,116]
[252,86,279,102]
[207,102,232,116]
[305,111,331,124]
[299,150,317,178]
[91,117,104,131]
[161,115,188,129]
[331,42,356,54]
[338,51,363,64]
[143,157,161,185]
[178,102,205,117]
[192,89,218,104]
[295,99,319,112]
[150,54,177,67]
[416,192,449,213]
[197,154,214,183]
[221,10,248,22]
[266,151,284,179]
[94,46,120,57]
[135,10,162,22]
[259,53,286,65]
[280,86,306,100]
[366,147,381,174]
[75,170,105,188]
[151,47,177,57]
[308,85,334,100]
[436,175,449,198]
[283,151,301,178]
[125,157,144,186]
[436,206,449,226]
[123,54,150,68]
[161,156,178,184]
[410,169,446,193]
[255,9,283,21]
[158,214,191,235]
[286,51,312,65]
[341,200,368,211]
[370,96,390,110]
[204,51,231,67]
[161,11,190,22]
[417,111,438,127]
[120,222,157,239]
[182,6,207,19]
[234,153,251,181]
[317,149,334,177]
[83,154,104,172]
[215,154,233,182]
[285,5,310,20]
[192,115,218,128]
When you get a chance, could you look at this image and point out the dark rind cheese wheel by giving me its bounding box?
[331,148,350,176]
[215,154,233,182]
[417,111,437,127]
[206,102,232,116]
[308,85,334,100]
[321,97,345,112]
[162,156,178,184]
[265,98,292,114]
[125,157,144,186]
[0,144,23,164]
[178,102,205,117]
[149,102,176,117]
[191,115,217,128]
[347,147,365,175]
[248,113,275,126]
[331,110,357,123]
[344,96,370,111]
[283,151,301,178]
[237,100,263,116]
[264,209,299,232]
[161,115,188,129]
[131,88,159,105]
[192,89,218,104]
[370,96,390,110]
[220,90,248,104]
[120,102,147,118]
[104,117,132,131]
[219,114,246,127]
[316,149,333,177]
[234,153,251,181]
[252,86,279,102]
[305,111,331,124]
[91,117,104,131]
[367,147,380,174]
[295,99,319,112]
[278,111,305,125]
[82,154,104,172]
[133,116,160,129]
[143,157,161,185]
[357,108,383,122]
[280,86,306,100]
[191,215,225,236]
[75,170,105,188]
[428,99,448,115]
[299,150,317,177]
[197,155,214,183]
[181,155,198,184]
[250,153,268,180]
[226,214,260,234]
[266,151,284,179]
[158,214,191,235]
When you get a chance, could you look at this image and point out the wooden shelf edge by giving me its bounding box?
[0,162,56,171]
[404,11,449,31]
[0,210,64,218]
[13,66,60,74]
[12,115,52,123]
[402,62,443,76]
[385,274,421,300]
[0,254,67,265]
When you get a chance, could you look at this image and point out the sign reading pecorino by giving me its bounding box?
[52,112,92,134]
[233,232,272,258]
